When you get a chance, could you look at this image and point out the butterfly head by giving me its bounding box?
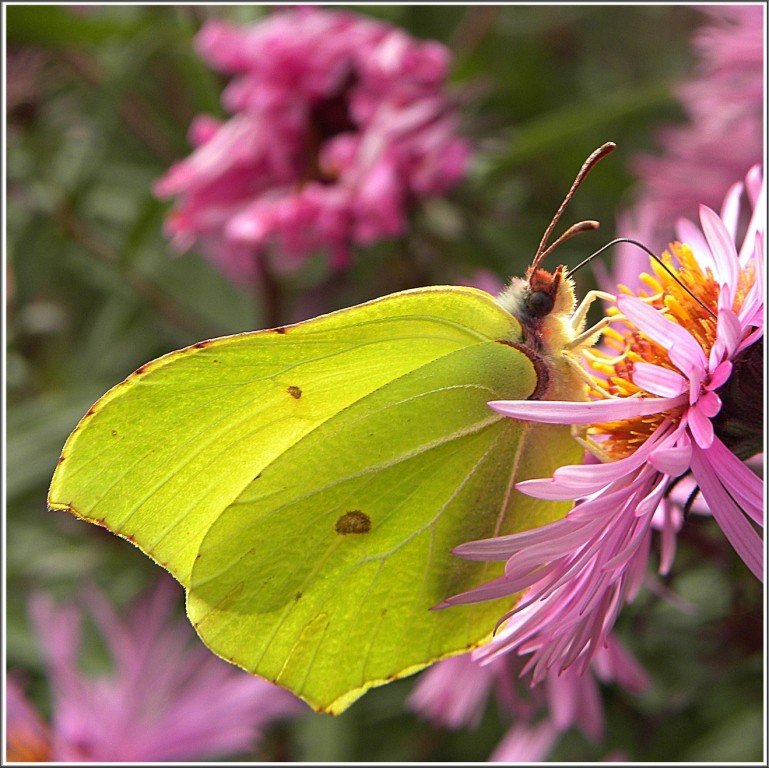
[497,264,577,352]
[522,264,575,319]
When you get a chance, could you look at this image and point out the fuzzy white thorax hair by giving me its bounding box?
[496,271,610,402]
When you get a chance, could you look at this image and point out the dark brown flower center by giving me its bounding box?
[712,337,764,460]
[304,68,359,184]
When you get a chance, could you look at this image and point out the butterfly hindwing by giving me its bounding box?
[189,339,554,710]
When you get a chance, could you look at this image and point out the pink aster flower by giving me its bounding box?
[409,633,648,762]
[154,7,470,284]
[620,5,763,254]
[6,577,305,761]
[440,167,764,682]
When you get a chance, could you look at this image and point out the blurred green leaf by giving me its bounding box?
[495,80,677,172]
[684,708,764,762]
[6,5,144,46]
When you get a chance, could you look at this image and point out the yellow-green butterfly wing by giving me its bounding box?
[48,285,581,713]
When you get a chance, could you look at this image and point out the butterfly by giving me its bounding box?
[48,143,615,714]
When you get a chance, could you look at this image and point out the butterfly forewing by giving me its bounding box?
[48,285,581,713]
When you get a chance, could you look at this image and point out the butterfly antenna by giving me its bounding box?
[566,237,718,319]
[536,219,600,264]
[531,142,616,273]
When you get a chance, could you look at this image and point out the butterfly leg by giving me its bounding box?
[568,288,615,335]
[561,351,616,398]
[565,290,623,352]
[570,425,614,462]
[561,289,628,399]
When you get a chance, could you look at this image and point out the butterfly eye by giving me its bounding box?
[526,290,555,318]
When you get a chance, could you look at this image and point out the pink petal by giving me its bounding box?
[632,473,669,518]
[188,114,223,147]
[706,439,765,526]
[407,654,496,729]
[547,671,603,740]
[574,676,606,742]
[657,503,681,575]
[434,575,524,608]
[596,636,651,693]
[649,440,692,476]
[738,236,764,326]
[154,114,263,197]
[709,309,742,367]
[697,390,721,418]
[686,406,714,449]
[516,421,679,502]
[707,360,733,391]
[517,458,638,501]
[686,366,703,406]
[675,216,714,272]
[451,519,576,561]
[745,165,763,207]
[690,444,763,580]
[738,326,764,355]
[632,362,687,397]
[617,296,707,377]
[719,180,743,241]
[699,204,740,305]
[488,395,686,425]
[739,170,765,267]
[490,721,559,763]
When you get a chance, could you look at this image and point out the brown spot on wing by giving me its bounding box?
[335,511,371,535]
[287,385,302,399]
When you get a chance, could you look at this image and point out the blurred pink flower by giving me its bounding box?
[6,578,305,762]
[489,722,559,763]
[6,674,51,762]
[409,633,648,762]
[155,7,470,284]
[456,267,505,297]
[618,5,763,256]
[440,168,764,682]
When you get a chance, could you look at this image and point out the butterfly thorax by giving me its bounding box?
[496,265,589,402]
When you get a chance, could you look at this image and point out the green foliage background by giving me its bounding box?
[5,3,764,762]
